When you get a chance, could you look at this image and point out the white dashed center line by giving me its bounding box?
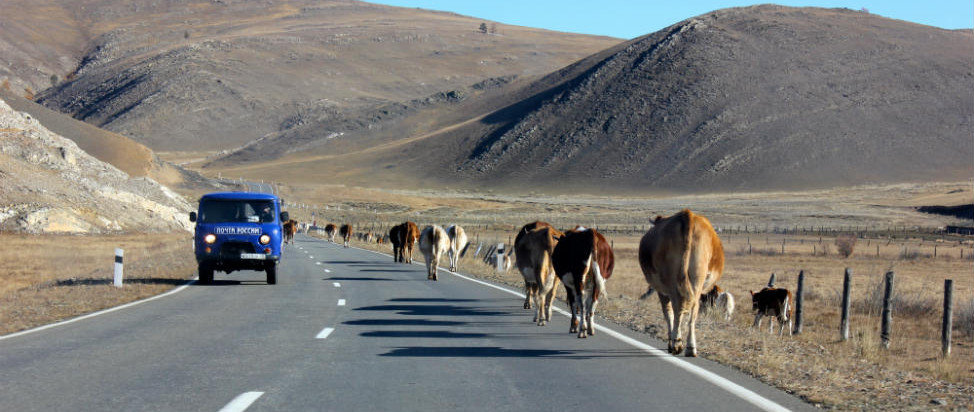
[316,327,335,339]
[324,269,331,273]
[218,391,263,412]
[338,299,346,306]
[333,282,341,288]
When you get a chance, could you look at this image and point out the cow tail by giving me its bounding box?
[680,210,695,298]
[591,255,608,303]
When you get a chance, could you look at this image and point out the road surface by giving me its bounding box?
[0,233,814,411]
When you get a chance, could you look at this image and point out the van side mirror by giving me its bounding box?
[189,212,197,222]
[279,211,289,222]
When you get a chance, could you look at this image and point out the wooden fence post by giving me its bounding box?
[943,279,953,357]
[880,271,894,349]
[794,270,805,335]
[840,268,852,342]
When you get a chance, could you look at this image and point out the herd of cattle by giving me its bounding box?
[298,209,794,357]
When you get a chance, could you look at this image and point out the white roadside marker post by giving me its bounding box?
[496,243,505,273]
[113,248,124,287]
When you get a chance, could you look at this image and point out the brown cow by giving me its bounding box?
[390,221,420,263]
[340,224,353,248]
[324,223,338,242]
[750,287,793,335]
[513,221,563,310]
[514,222,563,326]
[282,219,298,245]
[552,226,614,338]
[638,209,724,357]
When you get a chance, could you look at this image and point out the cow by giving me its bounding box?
[324,223,338,242]
[445,224,468,272]
[552,226,614,338]
[700,284,735,321]
[513,221,562,310]
[390,221,420,263]
[514,222,563,326]
[750,287,793,335]
[419,225,450,281]
[340,223,353,248]
[638,209,724,357]
[282,219,298,245]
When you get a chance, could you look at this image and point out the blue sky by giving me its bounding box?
[367,1,974,39]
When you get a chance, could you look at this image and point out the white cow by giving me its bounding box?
[419,225,450,281]
[445,224,468,272]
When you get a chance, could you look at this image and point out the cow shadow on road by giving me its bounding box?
[379,346,646,359]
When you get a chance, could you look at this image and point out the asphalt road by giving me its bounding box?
[0,234,815,411]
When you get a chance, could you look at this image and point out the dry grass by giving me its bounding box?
[0,232,197,335]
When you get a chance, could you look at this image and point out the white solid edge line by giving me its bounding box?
[316,327,335,339]
[341,241,791,412]
[218,391,264,412]
[0,279,197,341]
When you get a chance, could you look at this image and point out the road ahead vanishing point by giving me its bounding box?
[0,234,814,412]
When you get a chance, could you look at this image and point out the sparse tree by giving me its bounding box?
[479,22,488,34]
[490,23,498,34]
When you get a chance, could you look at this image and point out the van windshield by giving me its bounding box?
[199,200,276,223]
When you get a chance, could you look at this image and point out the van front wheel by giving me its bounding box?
[265,262,277,285]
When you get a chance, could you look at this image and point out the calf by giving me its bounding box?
[419,225,450,281]
[552,227,614,338]
[700,284,735,321]
[750,287,793,335]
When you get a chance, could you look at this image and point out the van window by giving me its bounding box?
[200,200,275,223]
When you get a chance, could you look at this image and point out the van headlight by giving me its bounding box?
[204,234,217,244]
[259,234,271,245]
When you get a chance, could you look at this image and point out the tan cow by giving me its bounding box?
[750,287,793,335]
[552,226,614,338]
[638,209,724,357]
[419,225,450,281]
[445,224,468,272]
[340,223,353,248]
[514,222,563,326]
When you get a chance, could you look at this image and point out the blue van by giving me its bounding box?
[189,192,288,285]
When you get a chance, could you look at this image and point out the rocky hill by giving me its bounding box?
[205,5,972,193]
[4,0,619,152]
[0,96,196,233]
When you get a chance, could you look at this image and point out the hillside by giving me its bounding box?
[1,0,619,152]
[0,96,201,233]
[204,5,973,194]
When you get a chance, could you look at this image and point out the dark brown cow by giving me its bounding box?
[750,287,793,335]
[514,222,563,326]
[324,223,338,242]
[390,221,420,263]
[283,219,298,245]
[340,224,353,248]
[638,209,724,357]
[552,226,614,338]
[513,221,563,311]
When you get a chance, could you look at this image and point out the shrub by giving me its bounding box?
[835,234,856,258]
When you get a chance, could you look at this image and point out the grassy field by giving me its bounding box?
[0,232,197,335]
